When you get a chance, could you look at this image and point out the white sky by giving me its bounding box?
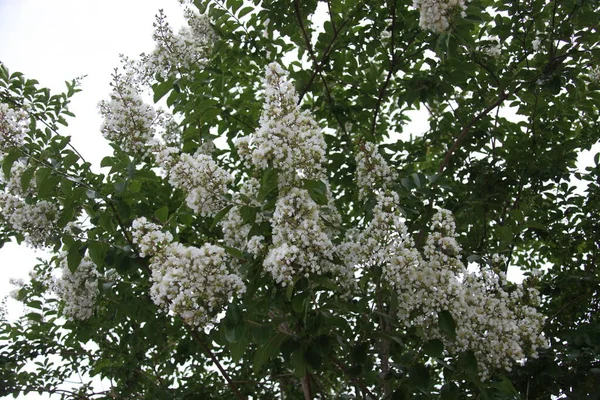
[0,1,185,398]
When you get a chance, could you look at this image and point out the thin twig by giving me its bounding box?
[331,355,376,399]
[297,1,366,102]
[437,84,523,175]
[187,327,246,400]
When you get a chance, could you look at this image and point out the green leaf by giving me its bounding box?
[225,322,245,343]
[36,168,58,197]
[258,168,279,202]
[154,206,169,223]
[26,312,42,323]
[490,375,518,395]
[153,80,173,103]
[291,349,307,378]
[211,205,233,230]
[88,241,108,267]
[230,331,249,363]
[129,180,142,192]
[303,179,328,205]
[114,180,127,194]
[223,245,245,260]
[460,350,478,376]
[253,333,287,374]
[438,310,457,341]
[466,254,480,263]
[441,382,458,400]
[224,302,242,328]
[409,364,430,390]
[423,338,444,358]
[100,156,114,168]
[2,150,20,178]
[67,243,85,273]
[237,6,253,18]
[20,167,35,193]
[351,342,368,365]
[292,291,309,314]
[240,205,256,224]
[286,281,295,301]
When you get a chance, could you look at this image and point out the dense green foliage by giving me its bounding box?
[1,0,600,398]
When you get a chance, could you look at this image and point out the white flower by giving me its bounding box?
[590,66,600,83]
[264,188,335,284]
[1,159,35,198]
[132,219,245,327]
[99,71,163,156]
[0,193,58,248]
[53,255,100,320]
[239,62,327,186]
[355,141,397,200]
[0,103,28,150]
[219,178,262,252]
[150,242,246,327]
[141,8,215,81]
[164,151,232,217]
[413,0,469,33]
[484,43,501,58]
[131,217,173,257]
[340,194,546,380]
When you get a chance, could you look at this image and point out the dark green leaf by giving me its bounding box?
[423,338,444,358]
[253,333,287,374]
[438,310,457,341]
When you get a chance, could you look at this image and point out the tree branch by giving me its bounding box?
[301,375,312,400]
[187,327,246,400]
[331,355,376,399]
[297,1,366,102]
[437,85,522,175]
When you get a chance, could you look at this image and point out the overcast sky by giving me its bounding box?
[0,2,186,397]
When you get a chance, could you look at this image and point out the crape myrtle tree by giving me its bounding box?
[0,0,599,398]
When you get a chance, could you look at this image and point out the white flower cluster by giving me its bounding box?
[449,272,544,379]
[343,194,545,379]
[590,66,600,83]
[235,63,354,291]
[0,103,28,151]
[338,192,415,269]
[8,277,24,300]
[140,7,215,81]
[99,72,163,156]
[532,37,542,52]
[483,42,501,58]
[355,142,397,200]
[157,149,232,217]
[413,0,468,33]
[53,255,100,320]
[131,217,173,257]
[236,62,327,185]
[1,159,36,198]
[0,193,58,248]
[265,188,335,285]
[219,178,264,253]
[132,217,246,327]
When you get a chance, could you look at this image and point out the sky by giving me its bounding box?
[0,1,186,398]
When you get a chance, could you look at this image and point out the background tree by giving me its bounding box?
[1,0,599,398]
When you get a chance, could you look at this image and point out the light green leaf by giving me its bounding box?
[154,206,169,223]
